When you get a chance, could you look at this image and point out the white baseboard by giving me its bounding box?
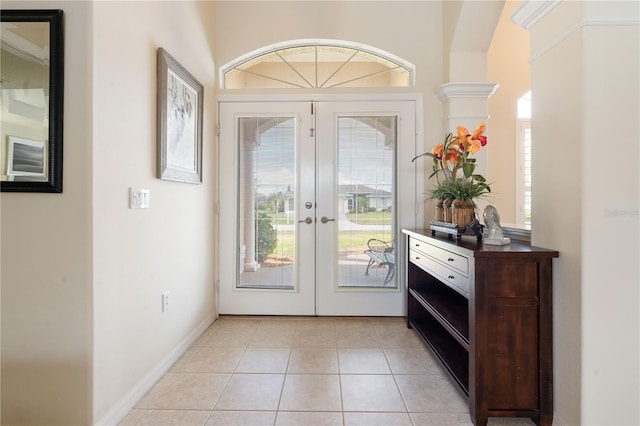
[95,311,218,425]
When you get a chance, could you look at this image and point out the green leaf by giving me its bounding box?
[462,163,475,178]
[442,133,453,149]
[411,152,439,163]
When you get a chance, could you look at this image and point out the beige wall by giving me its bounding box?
[1,1,217,424]
[487,1,530,224]
[527,1,639,424]
[1,1,93,424]
[92,1,217,422]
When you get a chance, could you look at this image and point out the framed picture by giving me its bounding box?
[157,48,203,183]
[6,136,46,179]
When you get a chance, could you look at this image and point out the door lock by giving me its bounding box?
[305,201,313,209]
[299,217,313,224]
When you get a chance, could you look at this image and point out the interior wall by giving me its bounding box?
[579,1,639,423]
[0,1,93,424]
[487,0,530,224]
[91,1,217,422]
[443,0,504,82]
[528,1,639,424]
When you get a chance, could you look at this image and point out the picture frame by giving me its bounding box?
[7,136,46,180]
[156,48,203,184]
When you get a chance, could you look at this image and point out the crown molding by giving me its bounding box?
[436,82,500,103]
[511,0,561,31]
[528,17,640,63]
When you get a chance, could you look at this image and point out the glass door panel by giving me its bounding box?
[238,117,296,290]
[337,116,396,288]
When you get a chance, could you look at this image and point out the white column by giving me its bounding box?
[435,81,499,215]
[239,120,260,272]
[512,1,640,425]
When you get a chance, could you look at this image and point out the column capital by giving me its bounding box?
[436,82,500,103]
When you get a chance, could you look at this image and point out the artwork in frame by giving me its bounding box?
[157,48,203,183]
[6,136,47,181]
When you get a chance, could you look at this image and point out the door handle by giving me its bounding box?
[321,216,335,224]
[298,217,313,224]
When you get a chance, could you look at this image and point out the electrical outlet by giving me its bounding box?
[162,292,170,312]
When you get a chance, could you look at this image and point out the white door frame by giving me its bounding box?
[216,94,425,316]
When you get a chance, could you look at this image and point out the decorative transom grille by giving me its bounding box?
[220,39,414,89]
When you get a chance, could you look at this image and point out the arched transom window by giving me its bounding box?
[220,39,415,89]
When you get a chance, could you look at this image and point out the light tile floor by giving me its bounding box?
[120,316,536,426]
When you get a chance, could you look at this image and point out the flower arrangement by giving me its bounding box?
[413,123,491,201]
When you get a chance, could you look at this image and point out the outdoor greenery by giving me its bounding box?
[272,230,392,255]
[261,210,391,226]
[354,196,370,214]
[345,211,391,225]
[256,211,277,262]
[256,204,392,260]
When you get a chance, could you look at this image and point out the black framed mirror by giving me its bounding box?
[1,9,63,193]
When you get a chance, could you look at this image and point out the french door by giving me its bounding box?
[218,99,418,316]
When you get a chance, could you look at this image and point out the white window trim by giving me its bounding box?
[515,118,531,226]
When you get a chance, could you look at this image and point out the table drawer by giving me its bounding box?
[409,237,469,274]
[409,248,470,297]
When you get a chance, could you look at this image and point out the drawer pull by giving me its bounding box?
[448,275,455,279]
[414,256,420,260]
[448,258,454,262]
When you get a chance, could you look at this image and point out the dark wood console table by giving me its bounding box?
[402,229,558,426]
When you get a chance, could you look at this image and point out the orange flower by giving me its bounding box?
[445,148,460,164]
[467,139,482,154]
[470,123,487,146]
[456,125,469,139]
[431,144,443,159]
[470,123,485,138]
[412,122,489,187]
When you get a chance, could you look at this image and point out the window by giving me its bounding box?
[516,91,531,226]
[220,39,414,89]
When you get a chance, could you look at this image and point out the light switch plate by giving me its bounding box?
[130,187,150,209]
